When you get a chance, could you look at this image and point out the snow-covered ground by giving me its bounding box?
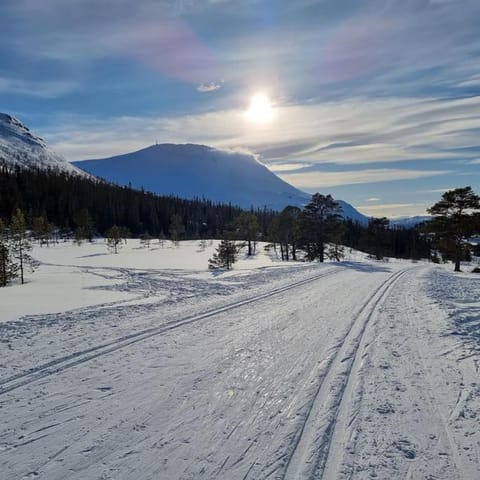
[0,241,479,479]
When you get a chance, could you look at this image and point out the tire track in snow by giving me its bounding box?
[280,269,409,480]
[0,267,343,397]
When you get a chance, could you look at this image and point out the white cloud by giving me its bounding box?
[43,94,480,168]
[196,82,222,93]
[268,162,312,172]
[366,197,381,202]
[356,203,425,217]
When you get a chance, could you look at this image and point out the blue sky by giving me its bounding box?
[1,0,479,217]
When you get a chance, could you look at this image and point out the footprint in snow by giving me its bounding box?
[393,439,417,460]
[376,402,395,414]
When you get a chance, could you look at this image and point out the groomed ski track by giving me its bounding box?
[0,267,342,396]
[1,263,478,479]
[281,269,408,479]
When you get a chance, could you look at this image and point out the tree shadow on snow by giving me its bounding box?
[340,260,392,273]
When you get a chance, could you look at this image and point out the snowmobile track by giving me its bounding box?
[0,268,342,396]
[281,269,409,480]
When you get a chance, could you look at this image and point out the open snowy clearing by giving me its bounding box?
[0,241,479,479]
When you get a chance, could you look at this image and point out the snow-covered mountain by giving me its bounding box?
[0,113,82,175]
[390,216,431,228]
[74,144,368,222]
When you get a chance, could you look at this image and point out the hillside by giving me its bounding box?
[74,144,368,223]
[0,113,83,175]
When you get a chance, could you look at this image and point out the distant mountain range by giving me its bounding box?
[390,216,431,228]
[74,144,369,223]
[0,113,83,175]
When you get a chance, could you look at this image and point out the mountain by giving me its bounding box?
[0,113,82,175]
[390,216,431,228]
[74,144,368,223]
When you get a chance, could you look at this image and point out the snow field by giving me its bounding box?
[0,240,478,479]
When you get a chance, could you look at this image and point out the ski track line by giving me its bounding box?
[281,268,409,480]
[404,282,467,480]
[0,267,343,397]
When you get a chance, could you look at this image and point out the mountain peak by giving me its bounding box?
[74,142,368,223]
[0,112,82,175]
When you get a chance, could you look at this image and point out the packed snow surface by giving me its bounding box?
[0,241,479,479]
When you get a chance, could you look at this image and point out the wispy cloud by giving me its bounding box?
[423,188,455,193]
[366,197,381,202]
[3,0,480,207]
[42,95,480,168]
[268,162,312,172]
[281,169,450,189]
[0,76,78,98]
[196,82,222,93]
[356,203,420,217]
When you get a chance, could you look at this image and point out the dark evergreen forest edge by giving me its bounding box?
[0,163,433,262]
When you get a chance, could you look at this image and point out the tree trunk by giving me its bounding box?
[319,244,325,263]
[19,244,24,284]
[454,257,461,272]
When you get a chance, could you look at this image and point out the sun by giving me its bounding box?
[245,92,274,123]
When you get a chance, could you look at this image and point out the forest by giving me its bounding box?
[0,163,441,284]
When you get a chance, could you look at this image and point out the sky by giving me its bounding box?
[1,0,480,217]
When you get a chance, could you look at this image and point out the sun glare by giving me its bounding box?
[245,93,274,123]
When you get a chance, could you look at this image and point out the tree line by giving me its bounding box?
[0,163,276,239]
[208,193,437,269]
[3,163,474,283]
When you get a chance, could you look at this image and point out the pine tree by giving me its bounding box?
[140,232,153,248]
[208,239,237,270]
[277,206,301,261]
[32,215,54,247]
[235,212,260,256]
[169,214,185,246]
[105,225,123,254]
[10,209,34,284]
[75,208,95,244]
[157,230,166,248]
[367,217,390,260]
[299,193,342,262]
[426,186,480,271]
